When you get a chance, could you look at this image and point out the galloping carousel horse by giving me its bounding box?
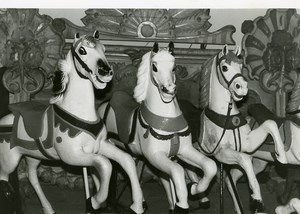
[98,42,217,214]
[0,31,145,214]
[231,69,300,214]
[197,45,288,214]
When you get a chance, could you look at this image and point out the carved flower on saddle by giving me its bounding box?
[242,9,300,94]
[0,9,64,102]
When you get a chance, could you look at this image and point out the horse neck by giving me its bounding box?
[57,71,98,121]
[143,81,182,117]
[208,57,240,115]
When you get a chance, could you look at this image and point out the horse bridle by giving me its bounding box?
[216,52,245,90]
[71,45,93,80]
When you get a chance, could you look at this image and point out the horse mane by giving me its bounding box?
[287,73,300,113]
[199,54,215,109]
[133,51,151,103]
[49,52,72,104]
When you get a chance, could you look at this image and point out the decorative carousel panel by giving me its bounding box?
[242,9,300,94]
[0,9,64,102]
[80,9,235,45]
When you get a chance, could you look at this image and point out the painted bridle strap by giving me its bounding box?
[216,52,244,89]
[71,46,91,80]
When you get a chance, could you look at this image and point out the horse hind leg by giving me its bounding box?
[246,120,287,164]
[25,157,55,214]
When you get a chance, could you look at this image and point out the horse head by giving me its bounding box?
[216,45,247,101]
[150,42,176,103]
[71,30,113,89]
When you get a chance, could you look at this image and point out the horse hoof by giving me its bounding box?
[86,197,102,213]
[249,197,265,213]
[129,208,144,214]
[143,201,148,211]
[169,208,175,214]
[187,182,197,200]
[174,204,189,214]
[198,200,210,209]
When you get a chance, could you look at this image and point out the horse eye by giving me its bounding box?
[78,47,87,55]
[222,65,228,72]
[152,64,157,72]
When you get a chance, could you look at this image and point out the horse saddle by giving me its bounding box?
[109,91,139,144]
[9,101,53,149]
[248,103,298,151]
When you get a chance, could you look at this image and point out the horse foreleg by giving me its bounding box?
[99,140,144,214]
[178,146,217,195]
[25,157,55,214]
[245,120,287,164]
[215,148,265,213]
[145,151,189,211]
[275,198,300,214]
[160,175,176,211]
[225,158,268,214]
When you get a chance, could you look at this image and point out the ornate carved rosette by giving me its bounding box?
[0,9,64,102]
[242,9,300,94]
[82,9,212,39]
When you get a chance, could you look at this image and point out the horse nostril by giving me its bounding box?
[109,70,113,76]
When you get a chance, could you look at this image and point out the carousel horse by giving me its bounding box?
[98,42,217,214]
[0,31,145,214]
[228,69,300,214]
[197,45,288,214]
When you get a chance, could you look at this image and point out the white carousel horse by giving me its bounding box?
[197,45,288,214]
[228,70,300,214]
[98,42,217,214]
[0,31,145,214]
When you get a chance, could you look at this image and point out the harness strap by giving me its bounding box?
[199,102,233,155]
[34,138,56,160]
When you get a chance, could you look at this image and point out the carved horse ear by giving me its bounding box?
[234,46,241,56]
[93,30,100,40]
[74,33,80,43]
[168,41,175,56]
[153,42,159,53]
[222,44,229,56]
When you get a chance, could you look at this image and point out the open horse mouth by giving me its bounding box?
[92,72,113,89]
[159,85,176,103]
[232,90,246,101]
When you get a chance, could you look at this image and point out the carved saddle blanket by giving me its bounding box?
[4,101,104,154]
